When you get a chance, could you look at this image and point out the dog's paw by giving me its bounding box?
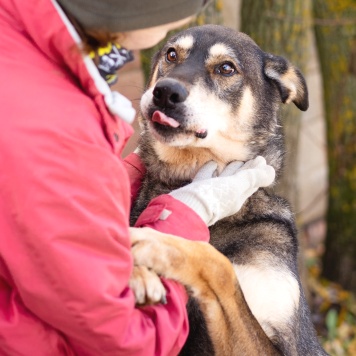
[130,227,184,277]
[129,265,167,306]
[129,227,238,300]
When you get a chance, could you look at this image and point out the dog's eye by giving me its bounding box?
[215,62,236,76]
[166,48,177,63]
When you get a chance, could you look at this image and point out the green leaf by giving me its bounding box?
[326,309,338,340]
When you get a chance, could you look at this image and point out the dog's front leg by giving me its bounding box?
[130,227,281,356]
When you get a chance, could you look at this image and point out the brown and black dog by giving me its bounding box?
[130,25,327,356]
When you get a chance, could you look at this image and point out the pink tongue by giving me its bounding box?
[152,111,180,128]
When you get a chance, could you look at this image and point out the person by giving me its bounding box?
[0,0,275,355]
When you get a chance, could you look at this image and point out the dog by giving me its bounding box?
[129,25,327,355]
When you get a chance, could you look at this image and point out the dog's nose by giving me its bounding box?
[153,78,188,108]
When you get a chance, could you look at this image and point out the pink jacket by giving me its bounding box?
[0,0,209,355]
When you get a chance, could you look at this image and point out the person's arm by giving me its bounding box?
[1,129,192,356]
[124,152,210,242]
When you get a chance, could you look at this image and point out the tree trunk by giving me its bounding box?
[240,0,312,213]
[312,0,356,292]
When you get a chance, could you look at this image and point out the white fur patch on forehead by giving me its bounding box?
[208,43,235,58]
[174,35,194,50]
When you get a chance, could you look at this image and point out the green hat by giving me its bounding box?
[57,0,207,32]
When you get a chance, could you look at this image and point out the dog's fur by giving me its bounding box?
[130,25,327,355]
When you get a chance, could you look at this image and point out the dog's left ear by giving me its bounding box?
[264,53,309,111]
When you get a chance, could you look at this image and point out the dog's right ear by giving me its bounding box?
[264,53,309,111]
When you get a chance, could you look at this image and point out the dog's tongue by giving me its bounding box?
[152,111,180,128]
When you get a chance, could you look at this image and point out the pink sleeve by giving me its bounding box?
[1,127,190,355]
[135,195,210,242]
[124,154,210,242]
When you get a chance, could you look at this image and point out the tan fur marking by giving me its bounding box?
[265,66,303,104]
[281,68,301,103]
[153,142,213,180]
[208,43,235,58]
[205,43,237,68]
[235,87,255,128]
[215,86,254,160]
[148,65,159,88]
[174,35,194,50]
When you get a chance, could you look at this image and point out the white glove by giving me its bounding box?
[169,156,275,226]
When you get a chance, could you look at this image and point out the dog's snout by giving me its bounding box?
[153,79,188,108]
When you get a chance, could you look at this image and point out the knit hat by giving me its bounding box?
[57,0,207,32]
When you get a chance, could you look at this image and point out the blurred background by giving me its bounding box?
[113,1,356,354]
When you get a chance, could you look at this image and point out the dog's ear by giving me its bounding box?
[264,54,309,111]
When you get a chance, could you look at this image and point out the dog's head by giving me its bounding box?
[139,25,308,178]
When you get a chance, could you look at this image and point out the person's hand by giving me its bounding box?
[169,156,275,226]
